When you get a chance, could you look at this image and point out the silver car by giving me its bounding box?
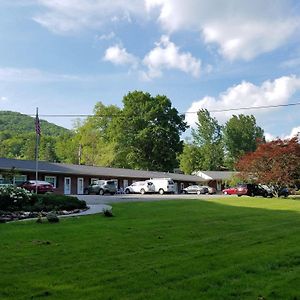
[182,185,208,195]
[84,180,117,195]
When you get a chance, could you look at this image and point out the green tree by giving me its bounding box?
[223,114,265,169]
[39,136,59,162]
[193,109,224,170]
[55,133,80,164]
[0,111,73,163]
[179,143,203,174]
[179,109,223,173]
[117,91,188,171]
[74,102,121,166]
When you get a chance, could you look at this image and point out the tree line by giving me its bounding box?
[1,91,265,172]
[179,109,265,174]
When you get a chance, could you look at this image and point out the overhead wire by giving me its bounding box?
[2,101,300,118]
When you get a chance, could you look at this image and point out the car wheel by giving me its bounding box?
[98,189,104,195]
[125,189,130,194]
[84,188,89,195]
[140,188,145,195]
[197,190,201,195]
[159,188,164,195]
[224,191,228,195]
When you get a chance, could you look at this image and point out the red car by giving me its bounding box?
[20,180,54,194]
[222,187,237,195]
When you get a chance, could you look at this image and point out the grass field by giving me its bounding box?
[1,197,300,300]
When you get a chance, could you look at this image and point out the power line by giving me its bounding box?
[185,101,300,114]
[2,101,300,118]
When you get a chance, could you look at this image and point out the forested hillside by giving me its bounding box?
[0,111,70,136]
[0,111,74,162]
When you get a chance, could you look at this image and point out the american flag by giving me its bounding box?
[35,113,41,135]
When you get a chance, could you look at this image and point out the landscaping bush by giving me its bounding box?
[0,185,33,211]
[46,211,59,223]
[0,186,86,212]
[29,194,87,212]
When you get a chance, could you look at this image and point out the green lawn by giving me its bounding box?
[1,197,300,300]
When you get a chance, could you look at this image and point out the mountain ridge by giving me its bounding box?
[0,110,71,136]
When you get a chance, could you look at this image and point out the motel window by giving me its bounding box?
[45,176,57,188]
[14,175,27,185]
[91,178,99,184]
[0,174,15,184]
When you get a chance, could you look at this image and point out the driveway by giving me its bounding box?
[77,193,234,205]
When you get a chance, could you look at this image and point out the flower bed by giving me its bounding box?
[0,186,87,222]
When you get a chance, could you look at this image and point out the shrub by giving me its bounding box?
[0,187,86,212]
[46,211,59,223]
[29,194,87,212]
[0,185,33,211]
[103,207,113,217]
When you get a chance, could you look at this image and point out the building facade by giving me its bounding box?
[0,158,207,195]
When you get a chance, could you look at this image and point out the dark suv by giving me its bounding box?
[236,183,272,197]
[84,180,117,195]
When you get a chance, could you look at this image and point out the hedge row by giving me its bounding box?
[0,186,86,212]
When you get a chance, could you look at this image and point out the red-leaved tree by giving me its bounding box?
[236,137,300,196]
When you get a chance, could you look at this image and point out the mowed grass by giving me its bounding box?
[1,197,300,300]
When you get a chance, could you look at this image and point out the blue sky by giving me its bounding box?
[1,0,300,140]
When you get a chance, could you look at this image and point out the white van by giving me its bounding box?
[146,178,175,195]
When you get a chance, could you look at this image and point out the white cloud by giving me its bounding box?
[264,132,276,142]
[142,35,201,79]
[281,57,300,69]
[95,32,116,41]
[0,96,8,102]
[33,0,144,34]
[31,1,300,60]
[185,75,300,127]
[0,67,97,82]
[146,0,300,60]
[285,127,300,140]
[103,45,138,67]
[202,20,299,61]
[265,126,300,141]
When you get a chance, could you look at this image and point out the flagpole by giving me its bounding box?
[35,107,40,194]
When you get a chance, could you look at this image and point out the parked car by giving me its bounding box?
[236,183,272,197]
[84,180,117,195]
[278,187,289,197]
[202,185,216,194]
[124,181,154,194]
[264,186,290,197]
[222,187,237,195]
[19,180,54,194]
[182,185,208,195]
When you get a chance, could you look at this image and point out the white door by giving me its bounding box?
[77,178,84,194]
[64,177,71,195]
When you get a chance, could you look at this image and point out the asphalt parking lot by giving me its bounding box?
[77,193,235,205]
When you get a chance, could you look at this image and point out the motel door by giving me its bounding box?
[64,177,71,195]
[77,178,84,194]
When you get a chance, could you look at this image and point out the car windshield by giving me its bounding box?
[106,181,116,186]
[237,184,247,188]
